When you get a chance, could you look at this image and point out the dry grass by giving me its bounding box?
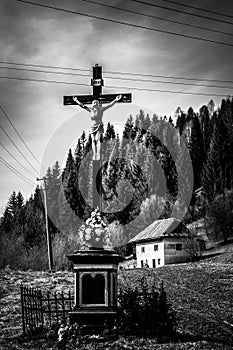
[0,247,233,349]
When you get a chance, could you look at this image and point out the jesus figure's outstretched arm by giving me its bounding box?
[73,97,91,112]
[102,95,122,112]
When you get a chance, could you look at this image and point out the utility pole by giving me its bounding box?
[36,177,53,271]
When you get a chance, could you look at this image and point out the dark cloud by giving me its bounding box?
[1,0,233,210]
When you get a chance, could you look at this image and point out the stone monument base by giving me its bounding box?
[67,248,124,333]
[69,309,117,333]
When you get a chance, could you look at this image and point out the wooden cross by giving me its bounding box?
[64,64,131,106]
[64,64,132,210]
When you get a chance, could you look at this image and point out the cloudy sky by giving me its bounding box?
[0,0,233,212]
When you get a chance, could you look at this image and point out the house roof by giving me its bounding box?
[129,218,189,244]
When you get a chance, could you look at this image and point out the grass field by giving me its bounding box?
[0,246,232,349]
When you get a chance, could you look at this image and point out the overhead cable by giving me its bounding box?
[1,66,233,90]
[127,0,233,26]
[0,121,39,176]
[0,141,38,178]
[0,75,231,98]
[0,104,45,171]
[159,0,233,20]
[80,0,233,37]
[0,156,35,186]
[1,61,233,84]
[14,0,233,47]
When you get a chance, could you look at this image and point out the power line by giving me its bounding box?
[1,60,233,85]
[159,0,233,20]
[128,0,233,26]
[1,65,233,90]
[0,66,90,79]
[0,121,39,176]
[106,76,233,90]
[0,141,38,177]
[0,61,91,73]
[0,75,92,87]
[0,104,46,171]
[105,69,233,85]
[0,74,231,98]
[14,0,233,48]
[80,0,233,37]
[0,156,35,186]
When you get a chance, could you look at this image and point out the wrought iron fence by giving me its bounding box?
[20,284,74,335]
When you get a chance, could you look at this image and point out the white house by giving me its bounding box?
[129,218,191,268]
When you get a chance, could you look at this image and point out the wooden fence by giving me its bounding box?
[20,284,74,335]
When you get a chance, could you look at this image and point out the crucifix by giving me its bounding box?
[64,64,132,210]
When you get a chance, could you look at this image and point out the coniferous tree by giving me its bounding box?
[138,109,145,129]
[16,191,24,209]
[207,99,215,117]
[186,107,194,123]
[1,191,22,236]
[122,115,134,141]
[1,204,14,236]
[45,161,61,233]
[174,139,194,220]
[199,104,211,159]
[80,130,87,151]
[104,122,113,141]
[74,139,82,168]
[58,185,80,236]
[219,98,233,190]
[63,149,77,214]
[23,195,45,247]
[203,98,233,200]
[142,149,152,196]
[144,113,151,131]
[208,190,233,243]
[104,122,116,141]
[202,118,223,202]
[131,115,139,140]
[6,191,18,217]
[168,116,174,125]
[189,114,204,190]
[32,186,44,212]
[158,122,178,200]
[175,107,186,135]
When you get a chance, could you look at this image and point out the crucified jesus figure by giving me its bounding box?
[73,95,122,160]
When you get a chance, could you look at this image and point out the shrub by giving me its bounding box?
[117,275,176,339]
[0,233,48,270]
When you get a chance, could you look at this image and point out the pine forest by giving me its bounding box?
[1,97,233,269]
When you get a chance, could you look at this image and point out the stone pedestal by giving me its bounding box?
[67,248,123,331]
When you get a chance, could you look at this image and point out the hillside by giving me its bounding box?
[0,248,233,349]
[120,260,233,345]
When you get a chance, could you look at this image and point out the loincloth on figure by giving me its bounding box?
[90,122,104,139]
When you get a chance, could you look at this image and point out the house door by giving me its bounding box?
[152,259,156,268]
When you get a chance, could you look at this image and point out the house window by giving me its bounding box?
[152,259,156,268]
[154,244,158,251]
[166,244,176,249]
[176,243,182,251]
[158,259,161,265]
[141,246,145,253]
